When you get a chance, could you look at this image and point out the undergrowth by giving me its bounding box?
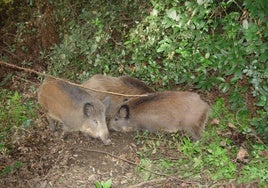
[0,89,37,175]
[44,0,268,140]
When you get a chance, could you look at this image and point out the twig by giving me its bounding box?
[13,75,39,85]
[235,108,264,144]
[208,178,236,188]
[0,60,148,97]
[81,148,164,176]
[17,127,31,134]
[1,47,24,61]
[128,177,167,188]
[80,148,199,185]
[233,0,244,13]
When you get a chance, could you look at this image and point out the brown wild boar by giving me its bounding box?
[109,91,210,139]
[82,74,154,123]
[38,77,111,145]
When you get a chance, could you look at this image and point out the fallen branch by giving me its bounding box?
[128,177,167,188]
[0,60,148,97]
[80,148,200,185]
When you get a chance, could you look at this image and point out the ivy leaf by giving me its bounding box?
[242,19,249,29]
[256,95,267,107]
[166,9,180,21]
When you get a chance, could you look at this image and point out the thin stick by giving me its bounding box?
[13,75,39,85]
[81,148,167,177]
[128,178,167,188]
[0,60,148,97]
[81,148,199,185]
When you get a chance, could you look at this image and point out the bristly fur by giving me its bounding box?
[120,76,154,93]
[127,92,170,108]
[57,80,92,104]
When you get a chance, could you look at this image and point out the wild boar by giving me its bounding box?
[81,74,154,123]
[109,91,210,139]
[38,77,111,145]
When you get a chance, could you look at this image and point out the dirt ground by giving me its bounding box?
[0,119,145,187]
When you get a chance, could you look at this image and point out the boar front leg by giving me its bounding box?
[46,115,56,132]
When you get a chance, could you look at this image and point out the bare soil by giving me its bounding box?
[0,118,142,187]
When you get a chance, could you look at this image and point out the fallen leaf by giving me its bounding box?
[259,150,268,159]
[237,147,248,161]
[211,119,220,125]
[135,157,140,165]
[228,122,236,129]
[220,141,227,147]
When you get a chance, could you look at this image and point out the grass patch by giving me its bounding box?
[0,89,38,175]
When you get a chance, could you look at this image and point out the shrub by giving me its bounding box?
[47,0,267,139]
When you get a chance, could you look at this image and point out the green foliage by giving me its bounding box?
[250,110,268,140]
[211,98,252,134]
[47,0,150,82]
[0,89,37,152]
[239,143,268,186]
[0,161,23,176]
[46,0,267,139]
[0,0,36,28]
[94,179,112,188]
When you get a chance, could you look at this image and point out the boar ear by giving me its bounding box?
[102,96,111,109]
[83,103,94,117]
[118,105,129,119]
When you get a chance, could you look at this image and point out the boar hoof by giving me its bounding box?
[103,139,112,146]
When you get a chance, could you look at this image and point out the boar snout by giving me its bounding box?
[98,130,112,145]
[101,137,112,145]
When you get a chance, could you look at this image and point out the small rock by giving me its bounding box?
[120,179,128,184]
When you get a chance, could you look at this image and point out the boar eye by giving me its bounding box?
[93,119,98,125]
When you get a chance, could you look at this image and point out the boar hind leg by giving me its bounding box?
[46,115,56,132]
[61,132,70,140]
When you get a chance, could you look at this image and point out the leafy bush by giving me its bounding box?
[47,0,267,139]
[48,0,150,82]
[122,0,267,138]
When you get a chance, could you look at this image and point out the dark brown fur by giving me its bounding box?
[120,76,154,93]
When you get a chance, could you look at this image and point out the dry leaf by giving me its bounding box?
[228,122,236,129]
[211,119,220,125]
[237,147,248,161]
[220,141,227,147]
[259,150,268,159]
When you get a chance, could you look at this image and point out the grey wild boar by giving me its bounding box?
[38,77,111,145]
[82,74,154,123]
[109,91,210,139]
